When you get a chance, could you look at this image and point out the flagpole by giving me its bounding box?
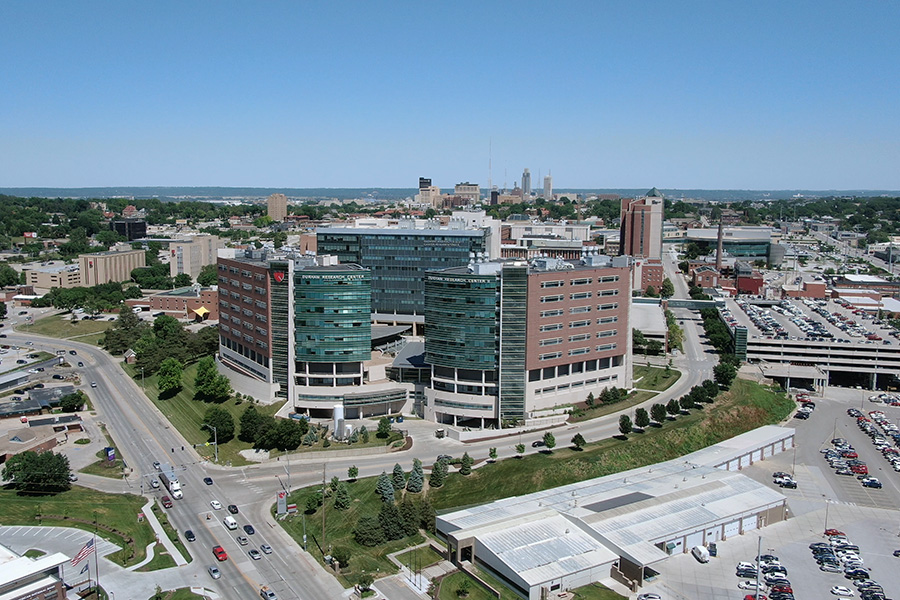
[93,532,99,597]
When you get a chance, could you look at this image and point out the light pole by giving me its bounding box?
[140,367,144,387]
[202,423,218,463]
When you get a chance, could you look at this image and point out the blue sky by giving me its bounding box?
[2,1,899,190]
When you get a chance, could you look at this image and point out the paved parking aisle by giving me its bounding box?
[650,501,900,600]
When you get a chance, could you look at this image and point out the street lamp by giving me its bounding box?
[140,367,144,387]
[201,423,218,463]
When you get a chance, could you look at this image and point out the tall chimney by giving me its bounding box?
[716,221,724,271]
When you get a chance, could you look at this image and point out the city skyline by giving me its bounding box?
[2,1,899,190]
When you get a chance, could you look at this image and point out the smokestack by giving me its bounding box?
[716,221,724,271]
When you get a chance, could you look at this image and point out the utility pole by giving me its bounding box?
[322,464,326,548]
[202,423,218,463]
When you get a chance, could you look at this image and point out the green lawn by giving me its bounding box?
[0,487,157,567]
[135,542,176,571]
[21,314,113,339]
[24,549,46,558]
[395,545,444,570]
[80,423,125,478]
[123,362,281,467]
[569,365,682,422]
[277,378,792,586]
[437,571,507,600]
[632,365,681,391]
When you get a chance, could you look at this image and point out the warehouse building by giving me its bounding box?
[437,426,791,598]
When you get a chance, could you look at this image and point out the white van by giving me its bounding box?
[691,545,710,563]
[223,516,238,530]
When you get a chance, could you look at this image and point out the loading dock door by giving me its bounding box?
[742,515,758,533]
[685,531,703,549]
[752,449,763,463]
[763,445,773,458]
[724,520,741,539]
[727,459,739,472]
[705,526,720,544]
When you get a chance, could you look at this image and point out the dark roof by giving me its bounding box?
[0,397,42,417]
[392,341,427,369]
[371,325,411,343]
[645,187,663,198]
[28,414,82,427]
[29,385,77,406]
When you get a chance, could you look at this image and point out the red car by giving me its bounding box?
[824,529,846,537]
[851,465,868,474]
[213,545,228,561]
[744,595,767,600]
[771,585,793,594]
[841,451,859,459]
[161,495,173,509]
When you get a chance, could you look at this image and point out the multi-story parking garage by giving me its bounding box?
[721,297,900,389]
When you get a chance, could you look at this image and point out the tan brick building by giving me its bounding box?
[78,249,145,286]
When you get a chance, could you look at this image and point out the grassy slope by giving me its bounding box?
[22,314,113,339]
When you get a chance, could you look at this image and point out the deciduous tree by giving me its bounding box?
[571,433,586,450]
[618,415,632,437]
[542,431,556,451]
[635,408,650,430]
[157,358,183,398]
[203,406,235,443]
[651,403,667,424]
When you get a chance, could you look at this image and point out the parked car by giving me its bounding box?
[831,586,855,596]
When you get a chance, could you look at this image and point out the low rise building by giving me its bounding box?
[0,543,69,600]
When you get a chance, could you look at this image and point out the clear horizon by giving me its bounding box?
[2,1,899,190]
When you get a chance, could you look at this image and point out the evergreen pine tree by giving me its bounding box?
[406,458,424,493]
[398,498,420,537]
[378,502,405,541]
[376,471,395,503]
[429,461,446,488]
[334,482,351,511]
[416,497,436,533]
[459,452,473,476]
[353,515,385,546]
[391,463,406,490]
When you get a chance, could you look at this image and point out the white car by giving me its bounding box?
[210,500,222,510]
[831,586,855,597]
[637,595,661,600]
[738,581,761,590]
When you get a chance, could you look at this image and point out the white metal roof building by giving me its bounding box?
[0,543,68,600]
[437,426,790,599]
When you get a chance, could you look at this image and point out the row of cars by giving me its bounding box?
[734,553,794,600]
[793,393,816,420]
[821,433,882,489]
[809,529,888,599]
[857,409,900,475]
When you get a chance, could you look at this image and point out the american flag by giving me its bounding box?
[71,539,94,566]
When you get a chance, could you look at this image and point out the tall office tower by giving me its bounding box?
[619,188,664,260]
[267,193,288,222]
[543,174,553,200]
[521,168,531,197]
[424,255,632,426]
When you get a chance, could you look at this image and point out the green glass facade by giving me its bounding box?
[317,228,487,315]
[424,272,499,370]
[294,268,372,363]
[268,261,291,397]
[499,264,527,421]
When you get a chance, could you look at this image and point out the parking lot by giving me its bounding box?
[640,386,900,600]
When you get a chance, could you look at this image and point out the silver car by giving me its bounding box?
[208,565,221,579]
